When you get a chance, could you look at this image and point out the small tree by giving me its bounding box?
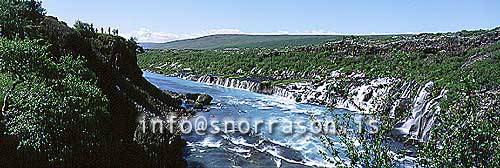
[112,29,119,35]
[74,20,96,38]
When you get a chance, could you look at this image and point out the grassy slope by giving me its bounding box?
[144,34,346,49]
[138,40,500,90]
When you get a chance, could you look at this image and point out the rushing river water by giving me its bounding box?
[144,72,346,167]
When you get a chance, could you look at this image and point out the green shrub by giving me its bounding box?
[1,37,110,163]
[0,0,45,39]
[417,46,500,167]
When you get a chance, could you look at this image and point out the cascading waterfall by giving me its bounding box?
[195,75,263,92]
[392,82,447,142]
[180,73,447,142]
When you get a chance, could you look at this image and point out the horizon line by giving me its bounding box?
[129,26,500,43]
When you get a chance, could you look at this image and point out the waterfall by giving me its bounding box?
[184,73,446,142]
[392,81,447,142]
[192,75,264,92]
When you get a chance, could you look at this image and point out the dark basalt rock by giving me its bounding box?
[193,102,204,109]
[196,94,213,105]
[164,91,213,109]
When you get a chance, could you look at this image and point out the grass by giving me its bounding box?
[138,41,500,92]
[138,48,335,78]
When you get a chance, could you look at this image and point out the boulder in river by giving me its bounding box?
[196,94,213,105]
[163,91,213,109]
[193,102,204,109]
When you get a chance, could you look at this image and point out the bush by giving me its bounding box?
[1,38,110,164]
[0,0,45,39]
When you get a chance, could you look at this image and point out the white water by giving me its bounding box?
[145,71,436,167]
[145,72,342,168]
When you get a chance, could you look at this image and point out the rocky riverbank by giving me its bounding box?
[162,71,445,142]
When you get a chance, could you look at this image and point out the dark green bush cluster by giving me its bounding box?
[0,0,45,39]
[0,36,110,164]
[0,1,181,166]
[138,49,335,80]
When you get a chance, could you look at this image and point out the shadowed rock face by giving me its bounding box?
[69,23,187,167]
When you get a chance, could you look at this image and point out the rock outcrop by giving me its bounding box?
[196,94,213,105]
[164,91,213,109]
[295,28,500,57]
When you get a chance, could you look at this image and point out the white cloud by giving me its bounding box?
[123,28,245,43]
[201,28,243,35]
[122,28,191,43]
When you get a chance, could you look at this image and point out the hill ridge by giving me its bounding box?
[140,34,347,49]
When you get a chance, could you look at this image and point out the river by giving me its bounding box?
[144,72,347,167]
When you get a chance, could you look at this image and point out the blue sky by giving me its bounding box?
[42,0,500,42]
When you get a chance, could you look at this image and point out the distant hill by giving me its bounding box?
[140,34,345,49]
[139,42,161,49]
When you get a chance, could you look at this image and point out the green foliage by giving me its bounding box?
[419,94,500,167]
[271,79,308,86]
[1,0,185,166]
[138,43,491,88]
[0,37,110,163]
[0,0,45,39]
[417,45,500,167]
[0,38,49,80]
[7,72,109,162]
[74,20,97,38]
[318,112,403,167]
[138,49,334,80]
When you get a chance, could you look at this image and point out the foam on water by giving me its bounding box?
[144,72,344,167]
[197,136,223,148]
